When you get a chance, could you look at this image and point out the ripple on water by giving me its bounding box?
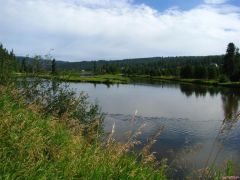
[104,113,240,170]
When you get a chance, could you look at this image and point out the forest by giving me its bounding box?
[14,43,240,82]
[0,42,239,84]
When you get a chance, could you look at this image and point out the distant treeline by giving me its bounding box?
[61,56,223,77]
[18,55,224,77]
[1,42,240,82]
[54,43,239,81]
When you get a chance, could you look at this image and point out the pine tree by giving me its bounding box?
[231,48,240,81]
[208,65,218,79]
[21,58,27,73]
[52,58,56,75]
[0,43,16,84]
[223,43,236,77]
[194,66,208,79]
[180,65,193,79]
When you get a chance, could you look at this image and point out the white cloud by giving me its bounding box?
[0,0,240,61]
[204,0,228,4]
[74,0,132,7]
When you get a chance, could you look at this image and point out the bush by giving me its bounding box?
[219,75,229,83]
[18,77,103,140]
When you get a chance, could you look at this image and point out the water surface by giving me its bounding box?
[69,81,240,176]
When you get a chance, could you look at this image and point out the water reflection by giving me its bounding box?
[68,81,240,176]
[180,84,208,97]
[180,84,220,98]
[222,90,240,120]
[179,84,240,120]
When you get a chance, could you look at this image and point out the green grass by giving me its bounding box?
[130,75,240,87]
[15,72,130,84]
[58,74,130,84]
[15,72,240,87]
[0,87,167,179]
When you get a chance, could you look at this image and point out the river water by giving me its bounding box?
[69,81,240,177]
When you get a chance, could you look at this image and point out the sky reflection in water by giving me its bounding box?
[69,82,240,173]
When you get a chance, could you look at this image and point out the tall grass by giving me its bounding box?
[201,110,240,179]
[0,86,167,179]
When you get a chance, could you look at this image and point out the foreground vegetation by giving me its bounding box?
[0,86,167,179]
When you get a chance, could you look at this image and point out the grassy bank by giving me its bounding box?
[0,86,167,179]
[58,74,130,84]
[16,73,240,87]
[130,75,240,88]
[16,73,130,84]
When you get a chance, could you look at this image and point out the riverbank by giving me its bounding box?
[0,86,167,179]
[58,74,130,84]
[129,75,240,88]
[15,73,240,87]
[16,73,130,84]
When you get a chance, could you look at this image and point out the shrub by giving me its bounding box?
[18,77,103,140]
[219,75,229,83]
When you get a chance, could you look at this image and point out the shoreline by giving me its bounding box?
[130,75,240,88]
[15,73,240,88]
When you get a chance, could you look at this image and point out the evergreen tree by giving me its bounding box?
[208,65,218,79]
[194,66,207,79]
[231,48,240,81]
[93,61,96,74]
[52,58,56,75]
[32,55,42,74]
[21,58,27,73]
[180,65,193,79]
[223,43,236,77]
[0,43,16,84]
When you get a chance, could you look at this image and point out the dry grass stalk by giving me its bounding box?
[105,111,166,167]
[106,122,147,159]
[116,123,147,156]
[204,111,240,178]
[107,122,116,147]
[141,126,165,164]
[130,109,138,124]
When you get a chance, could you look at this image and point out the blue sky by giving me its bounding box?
[135,0,203,11]
[0,0,240,61]
[134,0,240,11]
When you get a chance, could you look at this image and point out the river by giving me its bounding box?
[69,81,240,177]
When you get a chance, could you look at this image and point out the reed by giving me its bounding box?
[0,86,167,179]
[202,109,240,179]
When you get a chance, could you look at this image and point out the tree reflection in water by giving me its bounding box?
[180,84,240,121]
[179,84,240,177]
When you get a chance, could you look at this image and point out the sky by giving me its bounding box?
[0,0,240,61]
